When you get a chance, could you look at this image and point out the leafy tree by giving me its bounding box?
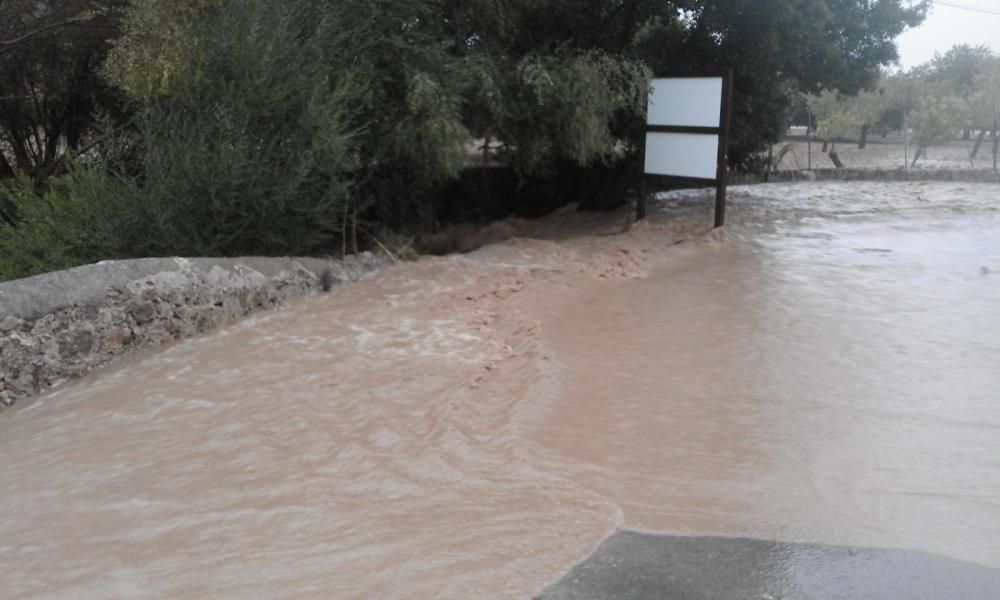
[446,0,927,174]
[464,51,649,177]
[314,0,470,229]
[0,3,92,54]
[968,55,1000,162]
[879,71,921,134]
[924,44,992,139]
[109,0,928,181]
[631,0,927,170]
[108,0,651,229]
[970,57,1000,123]
[103,0,217,99]
[2,0,935,279]
[909,94,969,166]
[108,0,472,233]
[807,83,884,142]
[429,0,658,178]
[0,165,130,279]
[134,0,364,257]
[882,45,999,166]
[0,0,127,181]
[435,0,659,215]
[926,45,993,100]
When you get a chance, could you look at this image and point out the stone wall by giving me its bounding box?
[0,253,384,409]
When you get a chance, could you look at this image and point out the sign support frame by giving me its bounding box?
[638,70,734,228]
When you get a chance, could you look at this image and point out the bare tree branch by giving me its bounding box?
[0,15,90,54]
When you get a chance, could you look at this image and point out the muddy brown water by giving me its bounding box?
[1,182,999,598]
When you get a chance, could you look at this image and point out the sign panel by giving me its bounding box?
[644,132,719,179]
[647,77,723,128]
[643,76,725,182]
[638,73,733,227]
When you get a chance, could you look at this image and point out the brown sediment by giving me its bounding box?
[1,183,999,598]
[0,203,717,599]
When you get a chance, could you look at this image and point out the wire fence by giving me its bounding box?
[769,128,1000,174]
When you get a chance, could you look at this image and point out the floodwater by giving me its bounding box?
[527,182,1000,567]
[1,182,999,598]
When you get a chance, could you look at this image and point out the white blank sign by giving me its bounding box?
[647,77,723,127]
[644,132,719,179]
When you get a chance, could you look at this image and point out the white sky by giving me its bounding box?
[895,0,1000,70]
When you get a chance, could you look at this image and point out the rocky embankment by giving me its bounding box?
[0,254,384,408]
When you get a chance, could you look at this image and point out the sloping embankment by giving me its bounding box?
[0,254,384,408]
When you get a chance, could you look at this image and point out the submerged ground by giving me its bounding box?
[1,182,999,598]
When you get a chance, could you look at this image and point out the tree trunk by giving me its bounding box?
[970,129,987,161]
[993,120,999,173]
[0,151,14,179]
[10,135,34,172]
[858,124,868,149]
[0,151,16,225]
[0,205,16,227]
[828,143,844,168]
[352,203,359,254]
[772,143,793,170]
[911,145,925,167]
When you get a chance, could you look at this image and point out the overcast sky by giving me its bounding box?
[894,0,1000,70]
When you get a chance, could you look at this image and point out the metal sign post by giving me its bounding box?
[638,71,734,228]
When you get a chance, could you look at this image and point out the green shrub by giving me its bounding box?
[483,51,650,177]
[105,0,359,258]
[0,169,128,281]
[107,0,471,249]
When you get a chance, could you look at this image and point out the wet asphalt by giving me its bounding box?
[538,531,1000,599]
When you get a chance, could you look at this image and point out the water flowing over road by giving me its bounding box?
[1,182,998,598]
[530,182,1000,565]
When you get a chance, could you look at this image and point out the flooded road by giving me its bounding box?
[527,182,1000,569]
[1,182,999,598]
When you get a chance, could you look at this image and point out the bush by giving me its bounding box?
[107,0,473,247]
[474,51,649,178]
[106,0,650,235]
[104,0,359,258]
[911,95,970,149]
[0,169,128,281]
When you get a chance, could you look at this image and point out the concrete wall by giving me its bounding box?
[0,253,384,409]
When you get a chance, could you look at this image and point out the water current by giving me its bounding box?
[1,182,998,598]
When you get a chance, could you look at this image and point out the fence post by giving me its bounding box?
[993,119,998,173]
